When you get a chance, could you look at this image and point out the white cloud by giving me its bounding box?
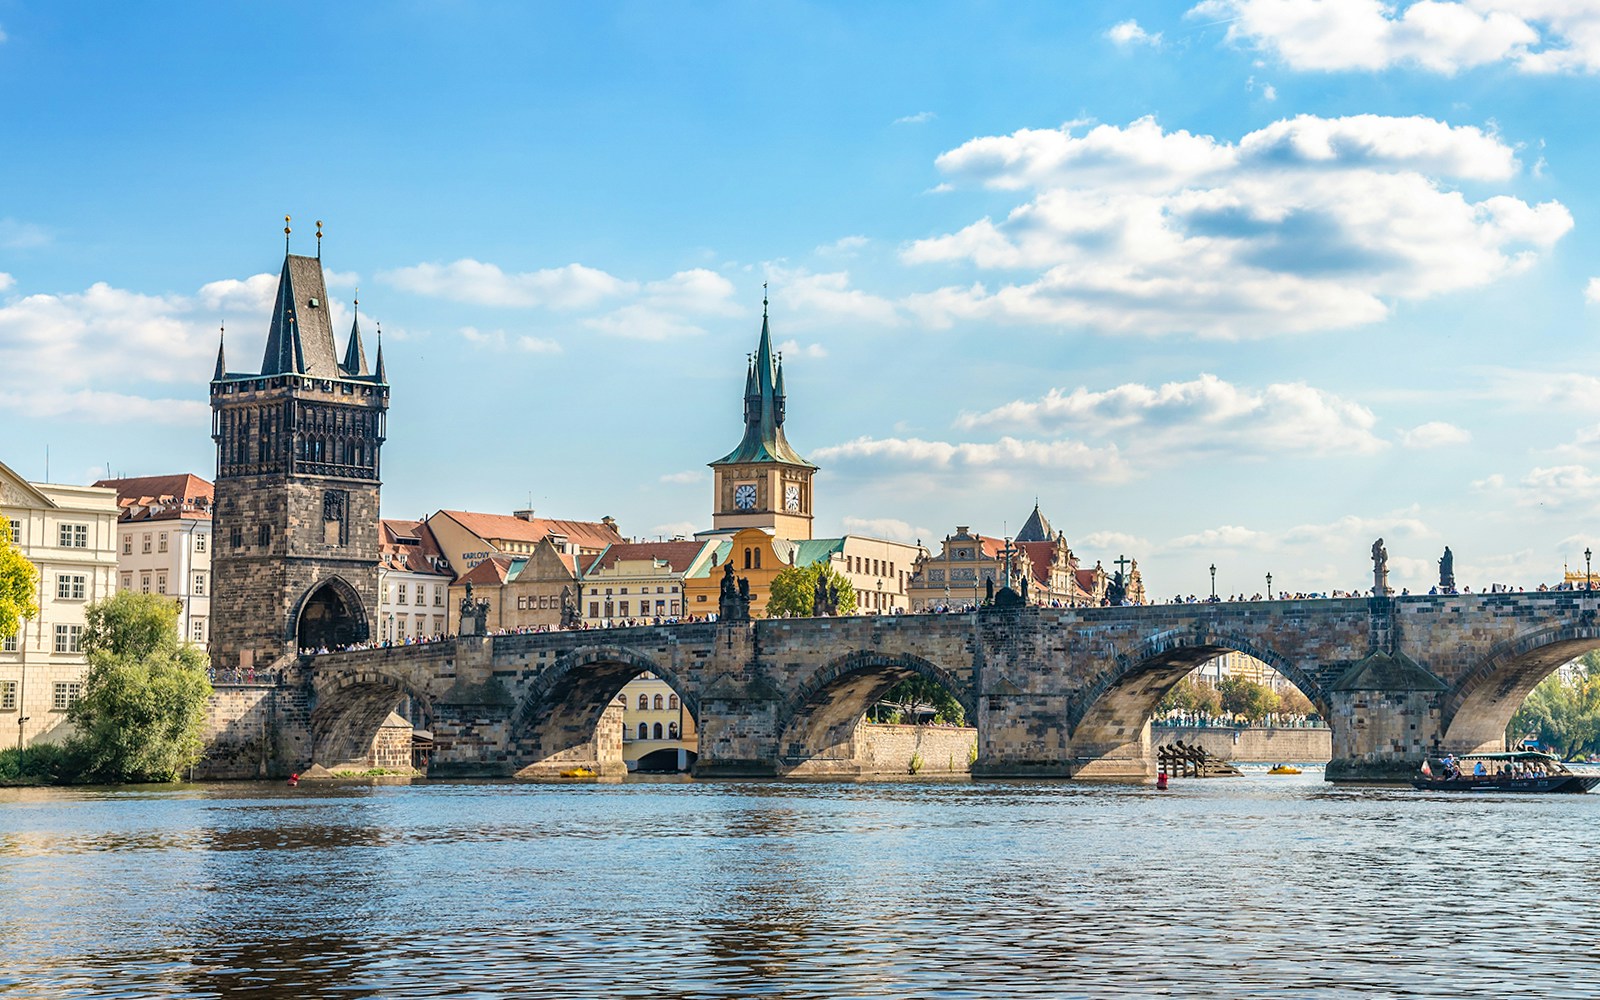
[322,269,360,289]
[1169,525,1270,549]
[1170,509,1432,553]
[650,520,700,539]
[1587,277,1600,303]
[814,435,1128,481]
[0,24,8,43]
[0,272,13,293]
[381,259,634,309]
[842,516,931,544]
[1107,19,1163,47]
[765,265,901,326]
[1398,421,1472,448]
[776,339,828,359]
[1515,464,1600,509]
[903,114,1567,338]
[659,470,704,485]
[457,327,562,353]
[1079,530,1151,551]
[1190,0,1600,75]
[0,218,48,248]
[0,387,207,425]
[816,235,870,257]
[199,273,279,314]
[958,374,1387,458]
[894,111,936,124]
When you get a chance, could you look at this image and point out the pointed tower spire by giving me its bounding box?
[710,289,813,470]
[375,322,387,384]
[340,289,369,376]
[213,324,227,381]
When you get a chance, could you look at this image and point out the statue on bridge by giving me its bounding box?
[559,585,580,629]
[1372,538,1390,596]
[1106,570,1127,606]
[459,582,490,636]
[718,562,751,622]
[813,572,840,616]
[1439,547,1455,593]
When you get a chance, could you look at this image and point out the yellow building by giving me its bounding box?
[612,672,697,772]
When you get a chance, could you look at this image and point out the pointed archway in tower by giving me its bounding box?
[294,577,369,652]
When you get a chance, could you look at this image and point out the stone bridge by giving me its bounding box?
[249,590,1600,782]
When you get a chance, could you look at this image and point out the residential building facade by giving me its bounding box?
[1,459,119,746]
[613,672,698,771]
[580,539,717,624]
[95,473,214,646]
[378,518,452,642]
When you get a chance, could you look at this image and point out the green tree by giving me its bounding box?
[880,675,965,726]
[1158,676,1222,716]
[765,562,857,618]
[68,592,213,783]
[1218,676,1280,723]
[1508,653,1600,759]
[0,534,39,645]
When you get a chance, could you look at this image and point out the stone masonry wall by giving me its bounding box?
[1152,726,1332,763]
[856,723,976,775]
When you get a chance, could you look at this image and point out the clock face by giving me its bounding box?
[734,484,757,510]
[785,484,801,512]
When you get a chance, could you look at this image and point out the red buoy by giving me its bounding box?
[1156,770,1169,791]
[287,773,300,787]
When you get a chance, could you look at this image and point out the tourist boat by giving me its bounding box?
[1411,751,1600,793]
[1267,764,1302,775]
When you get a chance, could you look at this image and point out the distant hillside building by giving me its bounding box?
[94,473,214,646]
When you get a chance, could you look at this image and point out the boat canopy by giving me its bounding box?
[1453,751,1559,763]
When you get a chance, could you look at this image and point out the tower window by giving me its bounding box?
[257,524,271,548]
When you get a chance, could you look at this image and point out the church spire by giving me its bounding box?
[374,323,387,384]
[709,290,814,470]
[213,324,227,381]
[340,290,369,376]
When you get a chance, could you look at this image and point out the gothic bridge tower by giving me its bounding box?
[209,234,389,672]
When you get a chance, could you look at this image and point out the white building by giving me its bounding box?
[1,459,119,747]
[378,518,453,642]
[94,474,213,647]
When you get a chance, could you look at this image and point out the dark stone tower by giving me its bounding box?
[209,248,389,673]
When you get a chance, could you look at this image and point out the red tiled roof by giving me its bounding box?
[1075,568,1100,591]
[380,518,453,577]
[94,473,214,522]
[457,555,514,586]
[589,540,709,574]
[1018,541,1059,583]
[437,509,624,551]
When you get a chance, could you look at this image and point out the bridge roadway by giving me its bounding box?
[287,589,1600,782]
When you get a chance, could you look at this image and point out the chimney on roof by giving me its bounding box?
[601,516,616,529]
[512,509,537,521]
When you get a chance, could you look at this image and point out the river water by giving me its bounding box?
[2,770,1596,999]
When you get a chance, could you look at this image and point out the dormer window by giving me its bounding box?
[308,297,320,308]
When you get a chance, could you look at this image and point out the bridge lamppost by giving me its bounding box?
[876,578,883,615]
[1266,572,1273,601]
[1209,563,1216,601]
[1587,548,1593,591]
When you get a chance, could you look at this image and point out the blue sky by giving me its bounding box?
[4,1,1600,598]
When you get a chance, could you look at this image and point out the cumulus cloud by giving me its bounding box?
[776,339,828,359]
[1398,421,1472,447]
[903,114,1569,338]
[894,111,936,124]
[958,374,1387,458]
[659,470,705,485]
[0,218,48,249]
[1078,530,1151,551]
[814,435,1128,482]
[457,327,562,353]
[1170,509,1432,553]
[842,516,931,544]
[1587,277,1600,303]
[381,259,634,309]
[765,265,901,326]
[0,274,295,424]
[1107,19,1162,47]
[1190,0,1600,75]
[1514,464,1600,509]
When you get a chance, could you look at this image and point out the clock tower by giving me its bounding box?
[708,297,816,539]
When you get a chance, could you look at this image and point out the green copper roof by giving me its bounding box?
[710,305,816,469]
[791,538,845,566]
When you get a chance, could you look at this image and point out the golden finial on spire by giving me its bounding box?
[315,219,323,259]
[284,214,291,254]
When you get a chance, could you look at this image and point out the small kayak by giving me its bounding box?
[1267,764,1301,775]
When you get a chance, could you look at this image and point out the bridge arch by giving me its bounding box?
[512,643,690,777]
[291,575,369,651]
[1442,616,1600,753]
[309,664,433,771]
[1068,628,1318,774]
[776,650,974,775]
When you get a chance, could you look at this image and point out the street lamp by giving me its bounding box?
[16,716,28,750]
[1266,572,1273,601]
[1587,548,1593,591]
[1209,563,1216,601]
[876,578,883,615]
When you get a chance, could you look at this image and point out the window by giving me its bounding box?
[7,519,18,543]
[619,601,629,617]
[0,680,15,710]
[653,694,664,710]
[122,534,132,555]
[433,587,443,607]
[398,586,409,605]
[589,602,599,618]
[142,533,153,554]
[56,574,86,600]
[157,573,167,595]
[516,596,526,610]
[637,722,648,740]
[52,682,82,710]
[638,694,649,710]
[193,573,206,596]
[653,722,663,739]
[230,526,242,549]
[140,573,151,593]
[121,572,132,591]
[54,624,83,653]
[668,695,679,710]
[194,533,207,553]
[191,618,206,642]
[158,532,169,553]
[257,524,271,547]
[1,634,15,653]
[414,584,425,605]
[60,524,88,548]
